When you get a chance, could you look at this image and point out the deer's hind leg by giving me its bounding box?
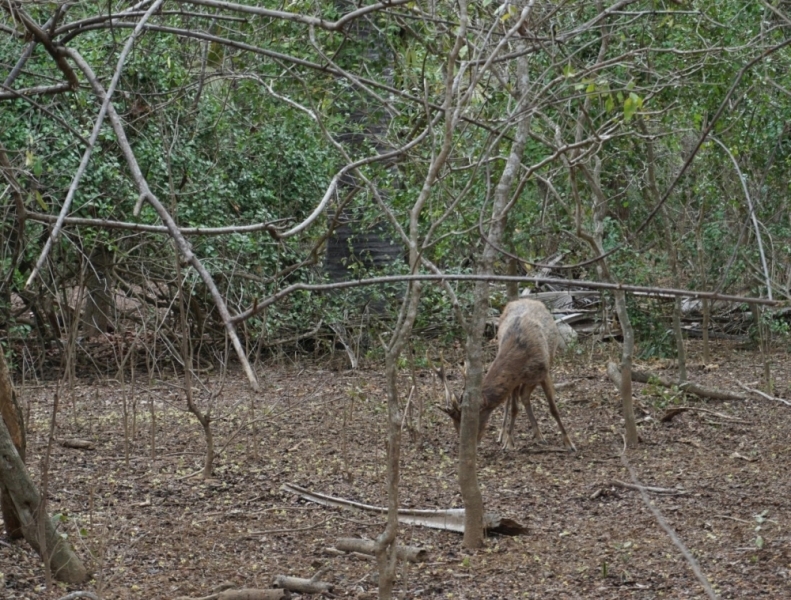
[518,383,546,445]
[498,387,521,451]
[540,377,576,451]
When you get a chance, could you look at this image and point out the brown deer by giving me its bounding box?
[440,298,575,451]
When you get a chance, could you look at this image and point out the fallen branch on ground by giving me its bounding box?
[607,362,746,401]
[59,438,95,450]
[612,480,688,495]
[56,592,100,600]
[282,483,526,535]
[174,588,290,600]
[736,381,791,406]
[334,537,427,562]
[273,566,332,595]
[661,406,750,423]
[619,442,718,600]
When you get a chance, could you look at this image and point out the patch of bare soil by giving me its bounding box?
[2,341,790,599]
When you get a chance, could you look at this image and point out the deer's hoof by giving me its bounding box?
[500,436,516,452]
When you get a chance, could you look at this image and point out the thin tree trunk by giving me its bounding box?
[613,290,638,449]
[572,162,639,448]
[640,119,687,383]
[460,40,532,548]
[702,298,710,364]
[0,353,88,583]
[672,296,687,383]
[0,348,25,538]
[506,257,519,302]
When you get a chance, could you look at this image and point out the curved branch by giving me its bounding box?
[4,4,79,90]
[176,0,412,31]
[64,48,260,391]
[232,272,779,325]
[25,212,287,236]
[24,0,166,289]
[710,136,772,300]
[276,126,433,239]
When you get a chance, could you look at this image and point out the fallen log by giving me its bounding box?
[334,538,427,563]
[606,362,745,402]
[273,573,332,595]
[660,406,749,423]
[612,480,688,495]
[174,589,289,600]
[60,438,95,450]
[282,483,527,536]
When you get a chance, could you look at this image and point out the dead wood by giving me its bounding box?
[730,451,759,462]
[174,589,289,600]
[59,438,95,450]
[218,590,290,600]
[661,406,749,423]
[272,574,332,595]
[736,381,791,406]
[612,480,688,495]
[282,483,527,535]
[55,592,100,600]
[0,353,88,582]
[607,362,745,401]
[335,537,427,563]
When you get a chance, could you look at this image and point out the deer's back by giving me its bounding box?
[498,299,559,362]
[483,299,559,401]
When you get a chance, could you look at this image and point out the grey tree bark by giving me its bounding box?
[460,41,532,548]
[0,352,88,583]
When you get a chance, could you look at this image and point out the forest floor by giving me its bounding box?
[2,339,790,599]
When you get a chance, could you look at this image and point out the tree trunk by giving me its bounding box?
[506,257,519,302]
[0,349,26,538]
[81,244,114,337]
[702,298,710,364]
[640,119,687,383]
[460,42,532,548]
[572,162,639,448]
[0,353,88,582]
[613,290,638,449]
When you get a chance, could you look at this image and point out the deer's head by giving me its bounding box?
[436,363,463,432]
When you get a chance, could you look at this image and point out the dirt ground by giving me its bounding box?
[1,339,790,599]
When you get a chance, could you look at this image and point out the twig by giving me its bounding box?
[661,406,750,424]
[736,381,791,406]
[620,441,718,600]
[246,517,330,536]
[712,515,752,524]
[612,480,688,495]
[176,468,205,481]
[400,385,416,431]
[56,593,100,600]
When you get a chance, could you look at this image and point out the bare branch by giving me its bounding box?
[710,136,772,300]
[64,48,259,390]
[176,0,411,31]
[24,0,166,289]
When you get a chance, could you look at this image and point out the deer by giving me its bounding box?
[439,298,576,451]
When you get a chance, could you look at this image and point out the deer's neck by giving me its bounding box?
[481,372,509,411]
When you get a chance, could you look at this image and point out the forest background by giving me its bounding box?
[1,1,791,599]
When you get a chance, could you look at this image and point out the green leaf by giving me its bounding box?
[624,97,636,122]
[35,191,47,211]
